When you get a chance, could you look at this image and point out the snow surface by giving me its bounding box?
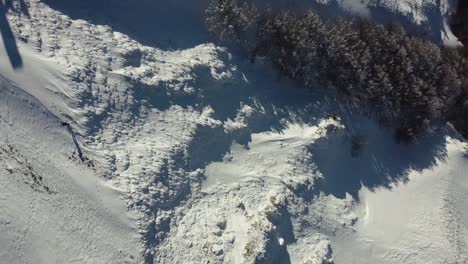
[0,0,467,263]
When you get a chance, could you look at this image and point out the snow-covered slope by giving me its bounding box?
[0,75,142,263]
[0,0,467,263]
[334,139,468,264]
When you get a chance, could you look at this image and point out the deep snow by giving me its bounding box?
[0,0,467,263]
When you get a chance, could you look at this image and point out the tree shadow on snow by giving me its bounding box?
[41,0,209,50]
[309,108,451,200]
[0,0,29,69]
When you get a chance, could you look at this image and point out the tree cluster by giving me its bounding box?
[206,0,468,140]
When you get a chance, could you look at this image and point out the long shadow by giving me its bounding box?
[62,122,84,161]
[41,0,209,50]
[0,1,23,69]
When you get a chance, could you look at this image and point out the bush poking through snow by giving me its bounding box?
[205,0,468,140]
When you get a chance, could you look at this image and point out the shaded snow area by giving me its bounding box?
[0,0,467,263]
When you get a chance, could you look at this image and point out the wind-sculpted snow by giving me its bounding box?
[0,0,467,264]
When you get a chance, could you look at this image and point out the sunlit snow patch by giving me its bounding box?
[203,118,343,189]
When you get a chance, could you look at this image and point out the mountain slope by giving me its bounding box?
[0,0,467,263]
[0,75,142,263]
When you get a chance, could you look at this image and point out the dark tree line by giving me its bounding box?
[206,0,468,141]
